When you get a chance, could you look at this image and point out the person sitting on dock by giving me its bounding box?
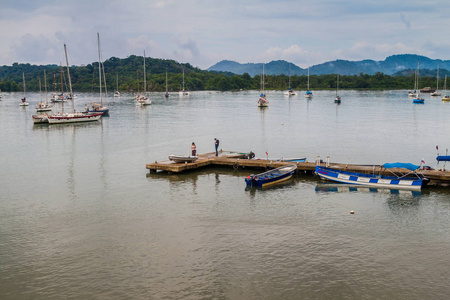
[214,138,219,156]
[191,142,196,157]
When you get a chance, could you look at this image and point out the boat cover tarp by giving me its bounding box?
[382,162,419,171]
[436,156,450,162]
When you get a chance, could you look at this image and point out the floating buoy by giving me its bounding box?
[350,210,354,214]
[281,123,284,126]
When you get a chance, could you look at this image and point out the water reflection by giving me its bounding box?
[315,183,422,197]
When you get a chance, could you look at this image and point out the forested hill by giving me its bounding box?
[208,54,450,76]
[0,55,203,92]
[0,54,449,92]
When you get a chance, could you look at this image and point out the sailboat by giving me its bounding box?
[413,62,424,104]
[431,65,441,96]
[52,64,69,102]
[258,64,269,107]
[0,88,3,100]
[19,73,29,106]
[283,65,297,96]
[35,70,52,112]
[334,74,341,103]
[408,67,419,98]
[305,66,313,99]
[179,68,189,96]
[114,74,120,97]
[47,44,103,124]
[32,71,53,123]
[442,75,450,101]
[164,72,170,98]
[85,33,110,114]
[136,50,152,105]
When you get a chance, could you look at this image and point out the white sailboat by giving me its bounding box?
[179,68,189,96]
[114,73,120,97]
[283,65,297,96]
[85,33,110,114]
[334,74,341,103]
[47,44,103,124]
[164,72,170,98]
[19,73,29,106]
[412,62,424,104]
[258,64,269,107]
[136,50,152,105]
[305,66,313,99]
[431,65,441,96]
[35,70,52,112]
[408,66,419,98]
[442,75,450,101]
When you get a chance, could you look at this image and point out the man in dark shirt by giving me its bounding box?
[214,138,219,156]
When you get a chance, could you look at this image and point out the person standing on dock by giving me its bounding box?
[191,142,197,157]
[214,138,219,156]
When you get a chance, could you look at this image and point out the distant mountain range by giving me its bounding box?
[207,54,450,76]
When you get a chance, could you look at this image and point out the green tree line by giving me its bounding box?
[0,56,446,92]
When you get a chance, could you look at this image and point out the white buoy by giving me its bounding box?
[350,210,354,214]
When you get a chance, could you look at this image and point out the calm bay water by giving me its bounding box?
[1,90,450,299]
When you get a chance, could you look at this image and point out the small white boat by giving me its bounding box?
[168,155,198,163]
[136,96,152,105]
[442,75,449,101]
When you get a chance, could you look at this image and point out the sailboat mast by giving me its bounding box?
[336,74,339,96]
[44,70,48,104]
[307,66,310,90]
[262,64,265,92]
[97,33,102,105]
[166,72,168,92]
[60,63,63,95]
[64,44,74,112]
[182,68,185,90]
[39,77,42,102]
[437,65,439,90]
[143,50,146,94]
[22,72,26,98]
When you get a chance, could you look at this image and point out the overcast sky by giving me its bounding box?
[1,0,449,69]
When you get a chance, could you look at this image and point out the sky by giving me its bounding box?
[1,0,450,69]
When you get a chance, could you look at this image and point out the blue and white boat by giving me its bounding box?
[245,164,297,188]
[315,163,429,191]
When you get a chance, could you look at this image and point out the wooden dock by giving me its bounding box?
[146,151,450,187]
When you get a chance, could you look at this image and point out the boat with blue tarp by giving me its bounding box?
[245,164,297,188]
[315,162,429,191]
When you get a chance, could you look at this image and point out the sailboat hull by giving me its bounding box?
[47,112,103,124]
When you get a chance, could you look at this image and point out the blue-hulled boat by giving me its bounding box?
[315,163,429,191]
[436,156,450,162]
[245,164,297,188]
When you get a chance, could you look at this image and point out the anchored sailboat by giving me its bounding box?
[85,33,110,114]
[164,72,170,98]
[19,73,29,106]
[179,68,189,96]
[431,65,441,96]
[136,50,152,105]
[258,64,269,107]
[334,74,341,103]
[283,65,297,96]
[305,66,313,99]
[114,74,120,97]
[47,44,103,124]
[413,62,424,104]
